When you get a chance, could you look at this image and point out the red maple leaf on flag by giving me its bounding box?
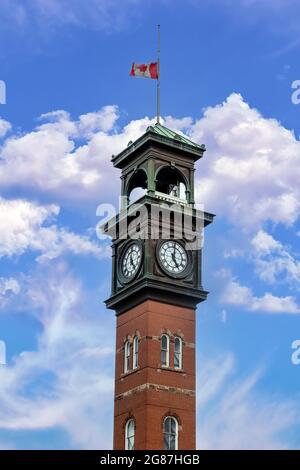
[137,64,147,73]
[130,62,158,79]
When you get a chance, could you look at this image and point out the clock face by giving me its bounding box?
[122,243,142,279]
[158,241,188,275]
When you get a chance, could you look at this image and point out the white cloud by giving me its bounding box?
[1,95,300,306]
[38,105,119,137]
[0,107,154,201]
[222,276,300,314]
[0,197,104,261]
[2,93,300,224]
[185,94,300,301]
[191,93,300,229]
[251,230,300,285]
[77,106,120,136]
[250,292,300,313]
[0,118,11,138]
[221,308,227,323]
[221,277,253,305]
[0,277,20,309]
[198,353,300,449]
[163,115,193,133]
[0,265,115,449]
[0,277,20,296]
[251,230,282,253]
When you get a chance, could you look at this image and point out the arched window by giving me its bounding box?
[174,337,182,369]
[163,416,178,450]
[161,334,169,367]
[133,336,139,369]
[124,341,131,373]
[125,419,135,450]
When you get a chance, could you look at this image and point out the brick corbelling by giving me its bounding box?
[116,300,195,327]
[115,382,195,401]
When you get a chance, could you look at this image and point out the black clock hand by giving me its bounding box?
[172,245,178,265]
[171,250,179,268]
[129,253,134,268]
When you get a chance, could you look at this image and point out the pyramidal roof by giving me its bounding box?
[112,121,205,168]
[147,122,202,149]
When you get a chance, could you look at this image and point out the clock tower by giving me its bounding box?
[103,123,214,450]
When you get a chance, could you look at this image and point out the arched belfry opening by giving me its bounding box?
[155,166,188,202]
[127,169,147,204]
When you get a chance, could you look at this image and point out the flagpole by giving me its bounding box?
[157,24,160,124]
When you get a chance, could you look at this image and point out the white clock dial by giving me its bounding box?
[122,243,142,279]
[159,241,188,275]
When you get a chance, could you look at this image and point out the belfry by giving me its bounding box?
[103,123,214,450]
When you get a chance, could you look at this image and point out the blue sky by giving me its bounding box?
[0,0,300,449]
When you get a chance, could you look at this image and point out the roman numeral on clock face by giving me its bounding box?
[122,243,142,278]
[159,241,188,275]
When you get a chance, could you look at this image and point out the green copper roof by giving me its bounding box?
[147,122,202,149]
[112,121,205,168]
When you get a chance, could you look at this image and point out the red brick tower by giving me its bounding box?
[103,123,214,450]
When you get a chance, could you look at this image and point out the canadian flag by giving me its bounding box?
[130,62,158,79]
